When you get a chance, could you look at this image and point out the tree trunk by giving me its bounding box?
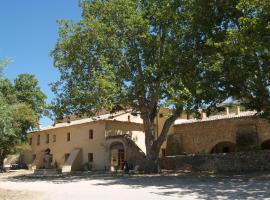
[141,106,183,173]
[0,156,5,173]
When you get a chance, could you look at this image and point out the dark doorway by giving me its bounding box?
[210,141,236,154]
[261,139,270,150]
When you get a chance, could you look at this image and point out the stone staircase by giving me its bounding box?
[33,169,62,177]
[62,148,82,173]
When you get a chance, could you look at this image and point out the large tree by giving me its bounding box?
[51,0,238,171]
[0,61,46,170]
[216,0,270,119]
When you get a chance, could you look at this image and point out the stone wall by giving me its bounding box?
[169,116,270,155]
[161,151,270,172]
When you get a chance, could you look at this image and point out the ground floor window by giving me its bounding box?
[88,153,93,162]
[64,153,70,162]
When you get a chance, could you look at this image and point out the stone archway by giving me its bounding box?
[109,141,125,170]
[210,141,236,154]
[261,139,270,150]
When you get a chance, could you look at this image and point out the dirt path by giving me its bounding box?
[1,171,270,200]
[0,188,39,200]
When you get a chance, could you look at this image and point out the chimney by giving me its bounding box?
[201,112,207,119]
[225,107,230,116]
[235,106,241,115]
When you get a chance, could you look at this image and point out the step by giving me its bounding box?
[32,169,62,177]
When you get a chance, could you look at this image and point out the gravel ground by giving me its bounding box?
[1,170,270,200]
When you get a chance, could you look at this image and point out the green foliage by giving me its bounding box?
[51,0,238,169]
[51,0,269,169]
[14,74,47,119]
[51,0,231,117]
[0,58,11,78]
[212,0,270,119]
[0,98,18,164]
[0,60,46,167]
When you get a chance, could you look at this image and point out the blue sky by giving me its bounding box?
[0,0,81,127]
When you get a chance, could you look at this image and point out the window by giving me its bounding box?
[64,153,70,162]
[32,154,36,161]
[53,135,56,142]
[159,113,163,118]
[89,129,93,139]
[46,134,49,144]
[67,132,70,141]
[88,153,93,162]
[37,135,40,145]
[161,148,166,157]
[29,138,32,145]
[128,115,131,122]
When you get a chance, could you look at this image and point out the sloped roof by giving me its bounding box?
[31,111,143,133]
[174,111,257,125]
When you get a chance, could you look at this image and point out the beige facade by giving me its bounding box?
[23,107,270,172]
[23,112,145,171]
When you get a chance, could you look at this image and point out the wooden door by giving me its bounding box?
[118,149,125,169]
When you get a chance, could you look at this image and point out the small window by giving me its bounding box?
[88,153,93,162]
[67,132,70,141]
[32,154,36,161]
[53,135,56,142]
[89,129,93,139]
[64,153,70,162]
[159,113,163,118]
[161,148,166,157]
[37,135,40,145]
[29,138,32,145]
[46,134,49,144]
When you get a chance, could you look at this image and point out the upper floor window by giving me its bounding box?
[67,132,70,142]
[89,129,93,139]
[46,134,49,144]
[53,135,56,142]
[37,135,40,145]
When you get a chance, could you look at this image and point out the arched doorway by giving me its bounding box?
[210,141,236,154]
[110,142,125,170]
[261,139,270,150]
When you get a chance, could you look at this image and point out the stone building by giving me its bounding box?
[22,106,270,172]
[166,107,270,155]
[23,111,147,172]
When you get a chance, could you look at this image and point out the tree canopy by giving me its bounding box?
[216,0,270,119]
[0,60,46,170]
[51,0,269,171]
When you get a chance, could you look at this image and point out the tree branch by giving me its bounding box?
[154,106,183,149]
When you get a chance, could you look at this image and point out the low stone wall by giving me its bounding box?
[161,150,270,172]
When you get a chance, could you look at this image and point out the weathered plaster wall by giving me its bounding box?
[23,121,106,170]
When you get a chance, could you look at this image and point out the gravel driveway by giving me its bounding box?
[0,171,270,200]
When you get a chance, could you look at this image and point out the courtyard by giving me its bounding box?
[0,170,270,200]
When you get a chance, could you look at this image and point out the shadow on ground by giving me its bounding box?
[4,171,270,200]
